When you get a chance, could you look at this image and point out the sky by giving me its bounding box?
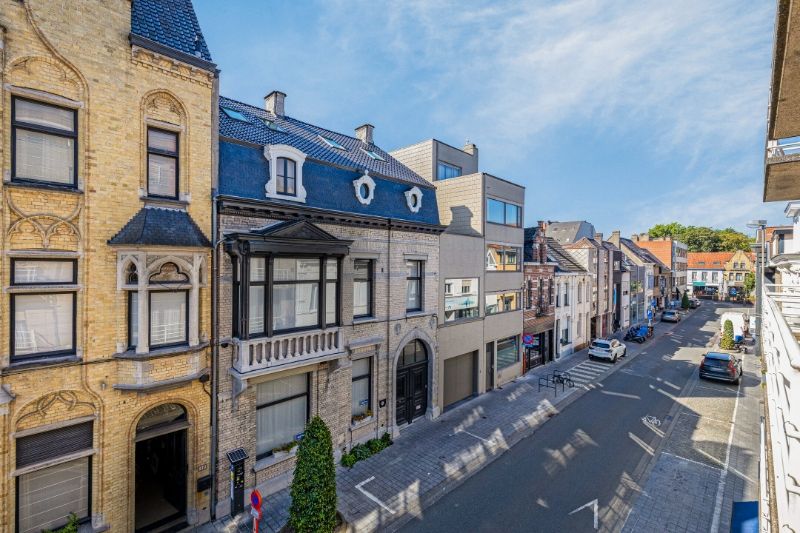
[194,0,782,238]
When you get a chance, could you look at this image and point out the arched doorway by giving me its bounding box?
[396,340,428,426]
[134,403,188,532]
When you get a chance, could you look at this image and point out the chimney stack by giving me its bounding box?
[463,141,478,158]
[355,124,374,145]
[264,91,286,117]
[595,232,603,242]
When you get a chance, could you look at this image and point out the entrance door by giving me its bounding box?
[395,340,428,426]
[135,404,188,532]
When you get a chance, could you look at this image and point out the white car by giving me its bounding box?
[588,338,627,363]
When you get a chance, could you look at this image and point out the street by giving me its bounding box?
[400,301,760,533]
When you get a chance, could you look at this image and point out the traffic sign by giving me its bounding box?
[523,334,534,345]
[250,489,262,511]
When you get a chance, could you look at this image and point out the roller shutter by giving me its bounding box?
[16,421,93,468]
[443,352,476,409]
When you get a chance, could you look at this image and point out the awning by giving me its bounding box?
[692,281,706,287]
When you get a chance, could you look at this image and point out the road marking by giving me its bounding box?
[568,498,598,530]
[660,451,722,472]
[355,476,395,514]
[710,374,743,533]
[455,428,495,446]
[600,390,640,400]
[641,415,661,427]
[628,432,655,455]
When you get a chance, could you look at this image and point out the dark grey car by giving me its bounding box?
[699,352,742,384]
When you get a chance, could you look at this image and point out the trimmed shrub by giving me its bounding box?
[340,453,356,468]
[290,416,337,533]
[681,292,690,309]
[339,433,394,468]
[720,319,735,350]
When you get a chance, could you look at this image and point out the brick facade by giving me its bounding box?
[0,2,214,530]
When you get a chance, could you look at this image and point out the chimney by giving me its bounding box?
[264,91,286,117]
[355,124,374,145]
[463,141,478,158]
[595,232,603,242]
[638,233,650,241]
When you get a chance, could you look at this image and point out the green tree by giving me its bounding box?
[720,319,735,350]
[681,226,721,252]
[648,222,685,239]
[718,228,753,252]
[743,272,756,297]
[681,292,690,309]
[289,416,337,533]
[646,223,753,252]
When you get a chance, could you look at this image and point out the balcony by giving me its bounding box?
[761,281,800,530]
[232,327,344,375]
[765,139,800,201]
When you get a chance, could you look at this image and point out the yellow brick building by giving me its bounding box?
[0,1,215,531]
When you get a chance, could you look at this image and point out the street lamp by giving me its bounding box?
[746,219,767,358]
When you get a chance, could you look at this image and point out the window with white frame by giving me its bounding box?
[406,260,423,311]
[353,259,373,319]
[12,97,78,187]
[11,259,77,361]
[256,374,309,458]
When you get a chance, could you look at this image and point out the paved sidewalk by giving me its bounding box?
[201,319,680,533]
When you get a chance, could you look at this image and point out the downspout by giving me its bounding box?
[385,219,392,437]
[209,71,220,519]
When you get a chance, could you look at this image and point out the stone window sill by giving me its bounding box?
[5,180,83,195]
[353,316,379,325]
[114,341,209,361]
[350,415,374,430]
[253,449,297,472]
[3,355,81,373]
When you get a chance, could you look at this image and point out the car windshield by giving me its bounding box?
[705,352,730,361]
[592,341,610,349]
[664,311,675,316]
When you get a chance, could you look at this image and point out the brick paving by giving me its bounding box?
[198,325,661,533]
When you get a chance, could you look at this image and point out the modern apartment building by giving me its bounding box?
[0,1,216,530]
[631,234,687,302]
[391,139,525,401]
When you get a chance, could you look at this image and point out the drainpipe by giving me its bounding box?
[385,219,392,437]
[209,71,220,520]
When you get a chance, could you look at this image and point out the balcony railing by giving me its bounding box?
[761,282,800,530]
[767,138,800,159]
[233,327,343,374]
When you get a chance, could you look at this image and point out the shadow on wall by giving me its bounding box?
[446,206,482,237]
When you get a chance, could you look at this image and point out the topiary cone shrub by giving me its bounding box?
[720,319,735,350]
[289,416,338,533]
[681,292,690,309]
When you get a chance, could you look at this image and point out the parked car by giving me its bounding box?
[689,298,700,309]
[661,310,681,323]
[588,338,627,363]
[699,352,742,384]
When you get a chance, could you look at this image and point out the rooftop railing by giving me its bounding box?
[767,138,800,158]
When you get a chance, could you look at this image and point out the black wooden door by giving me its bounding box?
[396,363,427,425]
[395,371,409,426]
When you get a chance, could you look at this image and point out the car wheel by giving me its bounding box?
[622,348,627,357]
[612,354,617,364]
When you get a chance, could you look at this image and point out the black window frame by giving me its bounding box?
[351,357,372,419]
[276,157,297,197]
[437,161,462,180]
[11,96,79,189]
[16,456,92,532]
[486,198,522,227]
[241,255,342,338]
[147,289,190,349]
[10,258,78,286]
[10,291,77,361]
[406,260,423,312]
[255,373,310,460]
[353,259,374,319]
[146,127,180,200]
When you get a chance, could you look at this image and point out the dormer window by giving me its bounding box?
[264,144,308,202]
[361,148,385,161]
[276,157,297,196]
[320,135,346,150]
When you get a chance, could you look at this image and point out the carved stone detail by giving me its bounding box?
[9,56,84,101]
[16,390,96,428]
[6,192,82,250]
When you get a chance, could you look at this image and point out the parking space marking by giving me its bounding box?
[355,476,396,514]
[455,428,496,446]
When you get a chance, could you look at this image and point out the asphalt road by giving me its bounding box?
[400,302,731,533]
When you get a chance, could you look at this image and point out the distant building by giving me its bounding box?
[631,234,688,302]
[522,223,556,369]
[687,252,732,295]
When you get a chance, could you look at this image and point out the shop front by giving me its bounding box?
[523,329,554,372]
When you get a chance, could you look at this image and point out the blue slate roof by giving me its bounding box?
[219,96,432,189]
[109,207,211,247]
[131,0,212,62]
[218,97,441,226]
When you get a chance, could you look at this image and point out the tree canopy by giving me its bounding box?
[647,223,752,252]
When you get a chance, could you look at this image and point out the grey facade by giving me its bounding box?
[391,140,525,408]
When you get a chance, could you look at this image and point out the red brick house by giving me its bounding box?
[523,222,556,370]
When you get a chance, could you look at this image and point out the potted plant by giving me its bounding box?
[351,409,373,424]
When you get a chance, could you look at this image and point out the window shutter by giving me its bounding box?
[16,421,93,468]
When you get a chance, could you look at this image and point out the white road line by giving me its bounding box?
[660,451,722,472]
[600,390,640,400]
[455,428,495,446]
[355,476,396,514]
[709,371,742,533]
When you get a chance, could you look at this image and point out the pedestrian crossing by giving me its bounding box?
[563,359,613,386]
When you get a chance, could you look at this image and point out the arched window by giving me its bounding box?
[136,403,187,433]
[276,157,296,196]
[399,339,428,368]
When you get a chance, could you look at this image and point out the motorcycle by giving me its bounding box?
[624,326,647,344]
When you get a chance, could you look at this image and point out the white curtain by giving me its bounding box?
[150,292,186,345]
[18,457,89,533]
[14,294,73,355]
[15,129,74,184]
[14,260,73,284]
[351,358,371,416]
[256,374,308,456]
[147,153,176,197]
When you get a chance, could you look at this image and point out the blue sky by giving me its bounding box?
[195,0,780,237]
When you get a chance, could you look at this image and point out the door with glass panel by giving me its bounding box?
[395,340,428,426]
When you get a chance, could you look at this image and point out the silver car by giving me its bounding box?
[588,339,627,363]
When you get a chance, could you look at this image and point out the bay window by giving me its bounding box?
[11,259,77,361]
[353,259,373,319]
[12,97,78,187]
[256,374,309,458]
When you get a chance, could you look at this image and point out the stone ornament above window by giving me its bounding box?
[405,186,423,213]
[263,144,307,203]
[352,171,376,206]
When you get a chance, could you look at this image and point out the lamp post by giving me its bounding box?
[747,219,767,358]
